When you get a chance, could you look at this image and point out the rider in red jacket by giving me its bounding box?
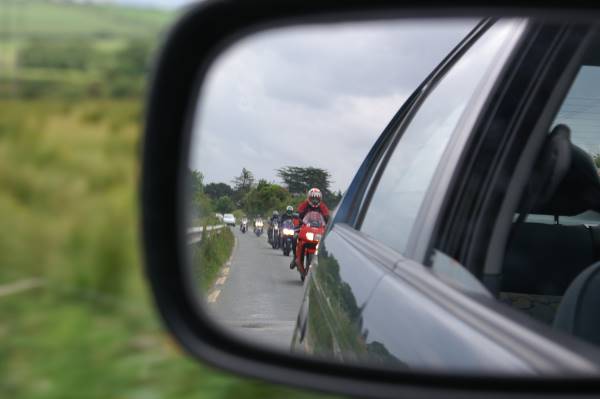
[297,187,330,223]
[291,188,329,270]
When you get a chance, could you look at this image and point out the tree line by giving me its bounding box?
[9,37,153,99]
[188,166,343,222]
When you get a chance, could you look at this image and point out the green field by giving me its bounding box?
[0,2,337,398]
[1,0,175,99]
[1,0,172,38]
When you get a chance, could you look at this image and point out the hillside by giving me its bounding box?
[1,0,174,38]
[0,0,178,99]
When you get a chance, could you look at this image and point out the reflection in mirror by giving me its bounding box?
[185,19,476,362]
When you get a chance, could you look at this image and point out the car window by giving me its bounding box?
[360,22,516,255]
[500,33,600,340]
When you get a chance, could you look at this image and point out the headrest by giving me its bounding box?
[525,124,600,216]
[533,143,600,215]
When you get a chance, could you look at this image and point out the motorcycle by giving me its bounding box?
[271,221,281,249]
[293,211,326,282]
[254,219,263,236]
[240,218,248,233]
[280,219,295,256]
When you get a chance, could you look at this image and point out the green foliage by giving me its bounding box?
[5,1,164,100]
[3,0,173,39]
[18,38,94,70]
[593,153,600,169]
[244,180,292,217]
[190,170,205,194]
[194,192,214,221]
[277,166,332,196]
[215,195,235,214]
[205,182,234,200]
[232,209,246,221]
[193,227,234,291]
[231,167,255,207]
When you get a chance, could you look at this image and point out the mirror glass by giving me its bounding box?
[184,17,515,370]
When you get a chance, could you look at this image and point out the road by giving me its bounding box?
[207,227,306,351]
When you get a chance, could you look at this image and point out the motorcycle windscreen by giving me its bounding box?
[282,220,295,229]
[303,211,325,228]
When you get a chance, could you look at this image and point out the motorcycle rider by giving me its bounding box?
[291,188,330,269]
[254,214,263,229]
[298,187,329,222]
[240,216,248,232]
[279,205,295,254]
[280,205,294,224]
[268,210,280,244]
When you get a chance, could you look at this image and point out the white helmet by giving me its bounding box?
[307,188,322,207]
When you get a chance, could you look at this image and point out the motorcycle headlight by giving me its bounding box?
[305,232,314,241]
[283,228,293,235]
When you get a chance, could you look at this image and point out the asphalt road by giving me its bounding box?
[207,227,306,351]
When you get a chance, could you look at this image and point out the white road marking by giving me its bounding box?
[0,278,45,298]
[207,290,221,303]
[216,276,226,285]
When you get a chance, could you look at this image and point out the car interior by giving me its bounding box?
[499,32,600,347]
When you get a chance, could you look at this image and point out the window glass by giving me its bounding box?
[360,22,515,254]
[554,65,600,155]
[501,37,600,332]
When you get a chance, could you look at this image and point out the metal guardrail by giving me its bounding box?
[187,224,226,244]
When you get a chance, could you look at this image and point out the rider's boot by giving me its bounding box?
[291,240,301,269]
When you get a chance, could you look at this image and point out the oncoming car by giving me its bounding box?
[223,213,236,226]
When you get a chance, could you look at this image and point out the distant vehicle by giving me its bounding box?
[254,218,264,236]
[223,213,236,226]
[280,219,295,257]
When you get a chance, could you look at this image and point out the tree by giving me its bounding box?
[244,180,291,216]
[231,168,255,207]
[190,170,204,195]
[215,196,235,213]
[232,167,255,192]
[204,182,233,200]
[276,166,332,196]
[102,39,153,97]
[594,153,600,169]
[325,190,343,209]
[18,38,93,70]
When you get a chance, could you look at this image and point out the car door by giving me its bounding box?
[293,18,600,374]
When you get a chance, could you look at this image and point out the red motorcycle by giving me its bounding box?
[293,211,326,282]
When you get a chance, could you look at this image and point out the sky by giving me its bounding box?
[189,19,477,193]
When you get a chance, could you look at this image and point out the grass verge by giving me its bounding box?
[194,227,235,292]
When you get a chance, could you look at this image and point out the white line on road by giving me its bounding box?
[207,290,221,303]
[215,276,226,285]
[0,278,45,298]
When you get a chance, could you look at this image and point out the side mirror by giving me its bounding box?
[142,1,600,397]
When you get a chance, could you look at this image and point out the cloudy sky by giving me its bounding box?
[190,19,476,192]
